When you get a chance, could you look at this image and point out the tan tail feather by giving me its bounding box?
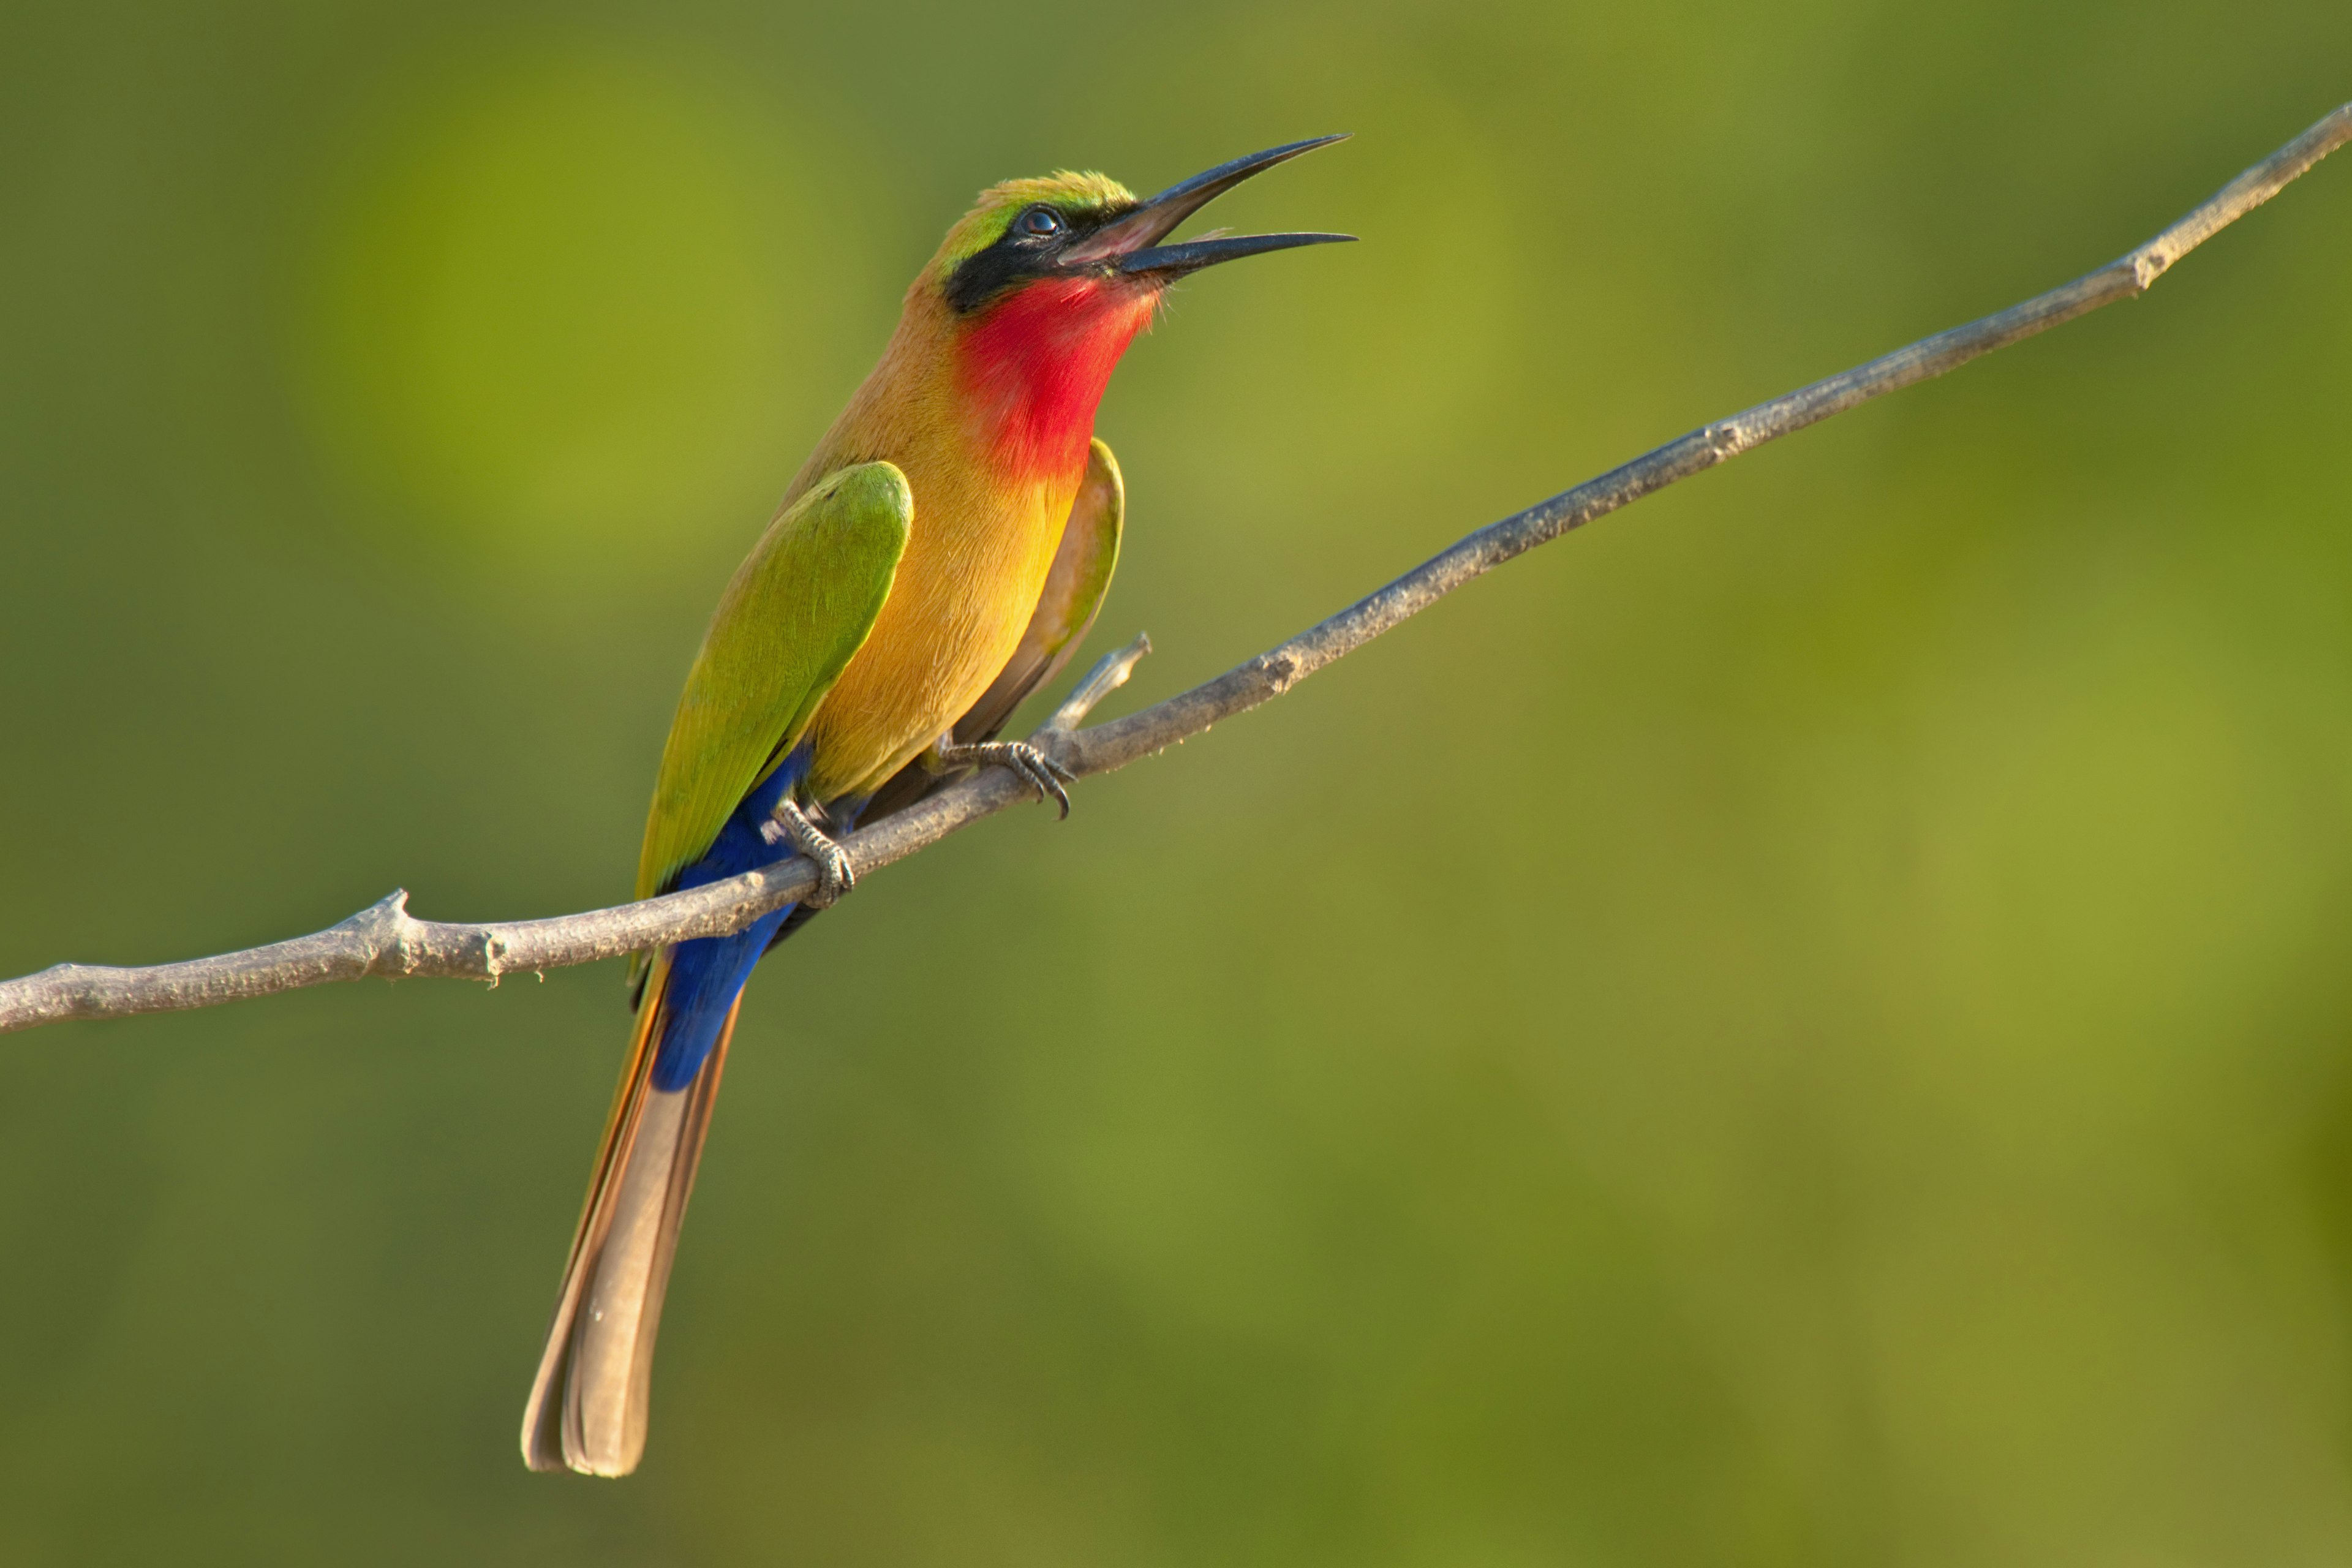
[520,961,668,1471]
[521,973,739,1476]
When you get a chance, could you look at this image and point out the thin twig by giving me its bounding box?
[2,102,2345,1036]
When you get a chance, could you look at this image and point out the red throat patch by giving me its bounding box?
[958,277,1156,482]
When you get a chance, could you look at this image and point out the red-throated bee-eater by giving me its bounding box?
[522,137,1351,1476]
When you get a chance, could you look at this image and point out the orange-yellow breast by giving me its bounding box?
[802,451,1082,800]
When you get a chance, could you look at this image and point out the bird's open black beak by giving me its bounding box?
[1068,135,1355,280]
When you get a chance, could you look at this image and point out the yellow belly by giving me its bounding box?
[804,459,1076,800]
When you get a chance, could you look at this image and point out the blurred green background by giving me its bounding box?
[2,1,2349,1561]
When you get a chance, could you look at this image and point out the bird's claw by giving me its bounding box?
[764,799,857,908]
[935,738,1077,819]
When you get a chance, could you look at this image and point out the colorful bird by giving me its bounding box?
[522,137,1352,1476]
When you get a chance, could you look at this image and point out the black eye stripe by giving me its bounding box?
[943,199,1138,315]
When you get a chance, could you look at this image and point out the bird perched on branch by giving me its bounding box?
[522,137,1351,1476]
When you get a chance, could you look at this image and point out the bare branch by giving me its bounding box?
[3,102,2345,1037]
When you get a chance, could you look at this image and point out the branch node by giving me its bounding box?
[1258,651,1302,695]
[1040,633,1153,736]
[338,891,420,978]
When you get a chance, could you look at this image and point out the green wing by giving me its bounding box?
[858,439,1122,828]
[635,461,911,903]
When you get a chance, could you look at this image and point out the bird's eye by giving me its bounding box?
[1015,206,1065,238]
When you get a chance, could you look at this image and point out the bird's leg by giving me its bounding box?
[760,799,856,908]
[929,735,1077,819]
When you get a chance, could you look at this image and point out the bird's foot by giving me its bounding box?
[761,799,856,908]
[933,738,1076,819]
